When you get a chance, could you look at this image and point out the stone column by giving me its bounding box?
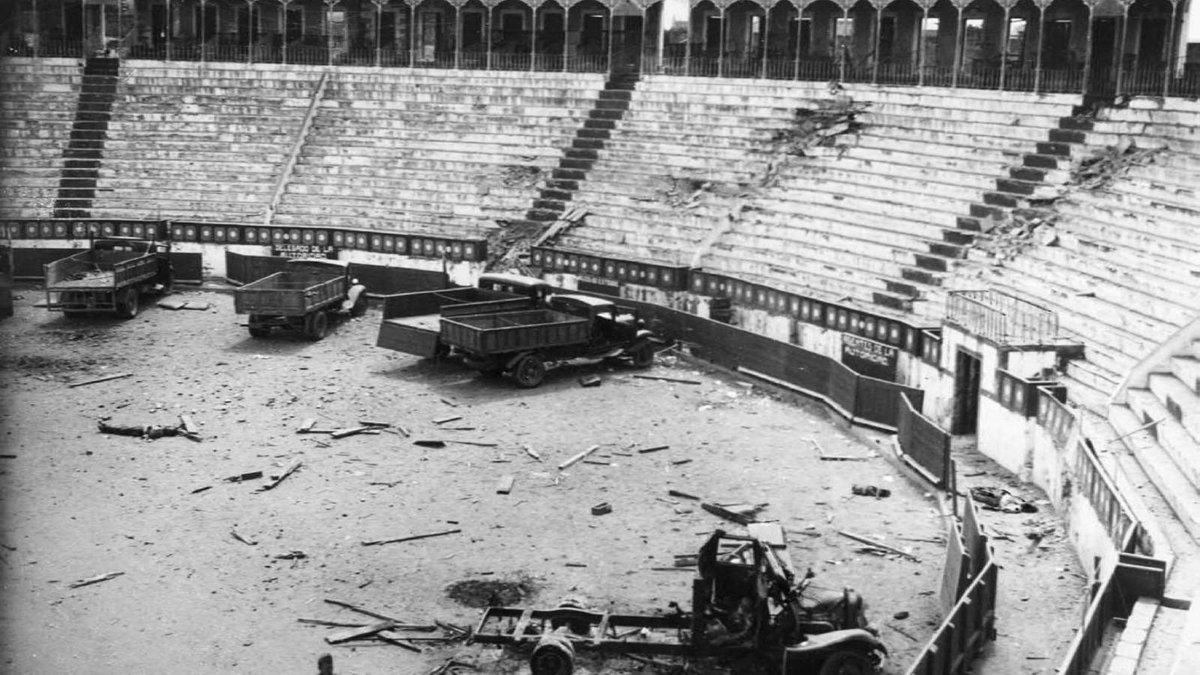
[454,0,462,69]
[837,3,849,82]
[167,0,174,60]
[198,0,207,62]
[607,2,614,75]
[410,0,416,68]
[716,4,726,78]
[1032,0,1051,92]
[871,0,888,84]
[996,0,1018,90]
[1114,0,1131,95]
[761,0,776,79]
[1081,0,1097,94]
[246,0,259,63]
[917,0,933,86]
[325,0,341,66]
[793,0,811,80]
[277,0,293,64]
[950,0,967,88]
[1164,0,1180,97]
[531,0,546,71]
[685,0,692,75]
[373,0,385,66]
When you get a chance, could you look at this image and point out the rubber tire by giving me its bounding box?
[817,650,874,675]
[512,354,546,388]
[529,635,574,675]
[248,325,271,338]
[116,288,139,319]
[630,342,654,368]
[305,312,329,341]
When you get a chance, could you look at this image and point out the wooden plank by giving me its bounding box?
[637,445,670,454]
[373,631,424,652]
[257,459,301,492]
[331,426,372,439]
[747,522,786,547]
[522,444,542,462]
[322,599,404,623]
[361,529,461,547]
[838,530,920,562]
[325,620,396,644]
[433,415,463,425]
[178,415,199,435]
[558,444,600,470]
[69,571,124,588]
[496,475,515,495]
[68,372,132,388]
[701,502,754,525]
[633,374,702,385]
[512,608,534,641]
[669,489,700,500]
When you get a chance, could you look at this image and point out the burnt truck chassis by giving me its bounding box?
[472,531,887,675]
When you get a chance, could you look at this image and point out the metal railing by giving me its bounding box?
[946,289,1058,345]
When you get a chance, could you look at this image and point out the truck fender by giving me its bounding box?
[503,351,535,372]
[341,283,367,313]
[635,329,656,341]
[783,628,887,668]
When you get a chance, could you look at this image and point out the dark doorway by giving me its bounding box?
[581,13,605,50]
[543,12,564,52]
[1138,18,1168,68]
[150,5,167,46]
[880,16,895,62]
[613,15,643,73]
[952,349,982,435]
[462,12,483,49]
[704,15,721,57]
[381,12,396,48]
[1089,18,1118,94]
[1042,19,1072,68]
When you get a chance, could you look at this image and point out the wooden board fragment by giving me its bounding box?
[325,620,395,644]
[179,414,199,434]
[361,529,461,547]
[558,444,600,470]
[68,372,132,388]
[637,445,669,454]
[433,415,462,425]
[495,475,515,495]
[633,374,702,385]
[69,571,124,588]
[298,418,317,433]
[257,459,301,492]
[701,502,754,525]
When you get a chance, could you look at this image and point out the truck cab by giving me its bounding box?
[544,294,650,355]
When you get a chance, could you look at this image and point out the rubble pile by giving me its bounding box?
[1071,141,1163,191]
[967,210,1061,266]
[767,96,868,158]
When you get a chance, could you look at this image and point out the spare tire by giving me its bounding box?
[529,633,574,675]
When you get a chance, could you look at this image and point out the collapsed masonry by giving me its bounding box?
[967,142,1165,265]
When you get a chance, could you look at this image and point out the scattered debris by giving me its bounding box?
[669,489,700,500]
[671,458,693,466]
[633,374,702,385]
[156,299,187,310]
[97,420,199,441]
[970,486,1038,513]
[433,415,462,425]
[330,426,376,439]
[808,437,872,461]
[1073,142,1164,191]
[178,414,199,435]
[578,374,602,388]
[68,372,132,388]
[591,502,613,516]
[837,531,919,562]
[768,97,868,158]
[558,444,600,470]
[851,485,892,498]
[446,577,536,608]
[257,459,302,492]
[522,444,542,462]
[323,598,404,623]
[68,571,124,589]
[230,529,258,546]
[224,471,263,483]
[701,502,756,525]
[747,522,786,547]
[298,418,318,433]
[415,440,447,448]
[362,529,462,547]
[325,619,396,644]
[275,550,307,560]
[638,445,670,454]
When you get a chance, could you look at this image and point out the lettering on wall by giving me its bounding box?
[272,244,337,259]
[841,333,899,381]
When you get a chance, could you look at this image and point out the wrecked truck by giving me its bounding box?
[473,530,886,674]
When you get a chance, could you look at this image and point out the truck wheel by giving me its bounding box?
[818,650,874,675]
[305,312,329,341]
[529,634,574,675]
[630,342,655,368]
[248,325,270,338]
[116,288,140,319]
[513,355,546,388]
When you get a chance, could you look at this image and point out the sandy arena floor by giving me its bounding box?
[0,285,1087,674]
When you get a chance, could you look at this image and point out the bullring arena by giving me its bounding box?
[2,1,1200,674]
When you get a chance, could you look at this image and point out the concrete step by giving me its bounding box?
[1171,356,1200,394]
[1148,372,1200,442]
[1109,404,1200,541]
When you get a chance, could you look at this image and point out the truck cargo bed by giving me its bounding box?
[441,309,590,355]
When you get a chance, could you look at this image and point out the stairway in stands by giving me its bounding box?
[524,72,640,231]
[947,107,1090,257]
[53,57,119,218]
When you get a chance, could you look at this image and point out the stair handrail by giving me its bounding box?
[1108,313,1200,406]
[264,70,329,227]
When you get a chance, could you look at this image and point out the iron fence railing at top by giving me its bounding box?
[946,289,1058,345]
